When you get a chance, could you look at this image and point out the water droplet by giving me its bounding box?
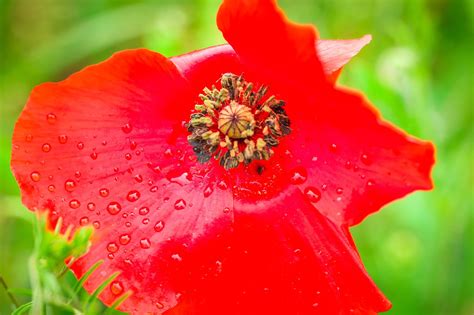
[79,216,89,226]
[126,190,140,202]
[48,185,55,192]
[217,180,228,190]
[42,143,51,152]
[125,221,131,227]
[99,188,109,197]
[87,202,96,211]
[140,238,151,249]
[122,123,133,134]
[119,234,131,245]
[344,161,352,169]
[64,179,76,192]
[171,253,183,262]
[129,140,137,150]
[93,221,101,229]
[290,167,307,185]
[142,218,150,225]
[149,186,158,193]
[329,143,337,153]
[69,199,81,209]
[107,242,119,253]
[133,174,143,183]
[361,153,371,165]
[46,113,57,124]
[223,207,230,213]
[138,207,149,216]
[156,302,164,309]
[25,134,33,142]
[367,180,375,187]
[77,142,84,150]
[304,187,321,203]
[90,152,98,160]
[108,253,115,260]
[336,187,343,194]
[110,281,124,295]
[125,153,132,160]
[154,220,165,232]
[107,202,122,215]
[203,186,213,198]
[30,172,41,182]
[58,135,68,144]
[102,140,107,146]
[174,199,186,210]
[164,148,173,157]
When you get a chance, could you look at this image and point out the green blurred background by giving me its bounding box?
[0,0,472,314]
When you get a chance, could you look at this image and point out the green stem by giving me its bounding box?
[0,274,20,308]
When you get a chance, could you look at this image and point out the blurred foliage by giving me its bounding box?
[0,0,472,314]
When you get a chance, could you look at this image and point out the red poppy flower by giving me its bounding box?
[11,1,434,314]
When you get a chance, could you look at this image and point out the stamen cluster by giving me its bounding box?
[187,73,291,169]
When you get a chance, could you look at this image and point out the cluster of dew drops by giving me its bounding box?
[287,142,375,216]
[24,114,239,300]
[24,114,376,301]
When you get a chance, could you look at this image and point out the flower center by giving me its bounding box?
[187,73,291,170]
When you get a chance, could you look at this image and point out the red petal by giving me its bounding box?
[216,0,328,100]
[284,87,435,226]
[10,49,234,311]
[162,188,390,314]
[171,34,370,89]
[317,35,372,79]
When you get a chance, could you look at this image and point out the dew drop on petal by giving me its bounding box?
[77,142,84,150]
[25,134,33,142]
[142,218,150,225]
[90,152,98,160]
[119,234,131,245]
[79,216,89,226]
[48,185,55,192]
[58,135,68,144]
[304,186,321,203]
[329,143,338,153]
[154,220,165,232]
[203,186,213,198]
[290,167,307,185]
[171,253,183,262]
[46,113,57,124]
[110,281,124,295]
[122,123,133,134]
[107,202,122,215]
[138,207,149,216]
[64,179,76,192]
[367,180,375,188]
[217,180,228,190]
[99,188,109,197]
[125,153,132,160]
[134,174,143,183]
[126,190,140,202]
[108,253,115,260]
[336,187,344,194]
[42,143,51,152]
[107,242,119,253]
[125,222,132,228]
[87,202,96,211]
[140,238,151,249]
[174,199,186,210]
[93,221,101,229]
[361,153,371,165]
[344,161,352,169]
[69,199,81,209]
[30,172,41,182]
